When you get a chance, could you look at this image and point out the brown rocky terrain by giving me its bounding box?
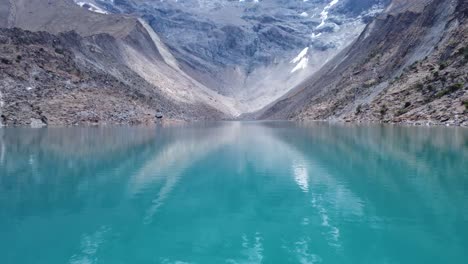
[258,0,468,126]
[0,0,238,126]
[0,28,225,126]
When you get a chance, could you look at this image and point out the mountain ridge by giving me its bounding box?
[256,0,467,126]
[0,0,240,126]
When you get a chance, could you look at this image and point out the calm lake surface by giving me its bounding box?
[0,122,467,264]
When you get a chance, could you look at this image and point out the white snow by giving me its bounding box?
[75,1,109,14]
[291,57,308,73]
[317,0,340,29]
[311,32,322,39]
[290,47,309,64]
[290,47,309,73]
[300,12,308,17]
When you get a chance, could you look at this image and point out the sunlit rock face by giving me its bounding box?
[86,0,389,112]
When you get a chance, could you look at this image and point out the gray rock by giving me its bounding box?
[30,118,46,128]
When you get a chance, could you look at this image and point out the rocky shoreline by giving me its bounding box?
[294,119,468,128]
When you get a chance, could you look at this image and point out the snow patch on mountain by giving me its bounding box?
[291,57,309,73]
[311,33,322,39]
[291,47,309,64]
[317,0,340,29]
[291,47,310,73]
[290,47,310,73]
[74,1,109,14]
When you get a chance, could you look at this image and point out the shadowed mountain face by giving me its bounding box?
[90,0,389,112]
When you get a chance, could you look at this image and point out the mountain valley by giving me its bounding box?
[0,0,466,126]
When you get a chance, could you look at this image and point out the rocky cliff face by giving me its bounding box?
[94,0,388,112]
[259,0,468,126]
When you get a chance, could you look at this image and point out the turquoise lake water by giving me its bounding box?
[0,122,467,264]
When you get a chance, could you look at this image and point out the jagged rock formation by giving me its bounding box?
[259,0,468,126]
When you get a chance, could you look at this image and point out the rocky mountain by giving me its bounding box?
[0,0,239,126]
[0,0,466,126]
[258,0,468,126]
[0,28,232,126]
[86,0,388,112]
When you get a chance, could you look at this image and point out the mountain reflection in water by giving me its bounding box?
[0,122,467,264]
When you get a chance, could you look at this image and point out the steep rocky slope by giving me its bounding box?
[259,0,468,126]
[0,0,238,126]
[0,28,229,126]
